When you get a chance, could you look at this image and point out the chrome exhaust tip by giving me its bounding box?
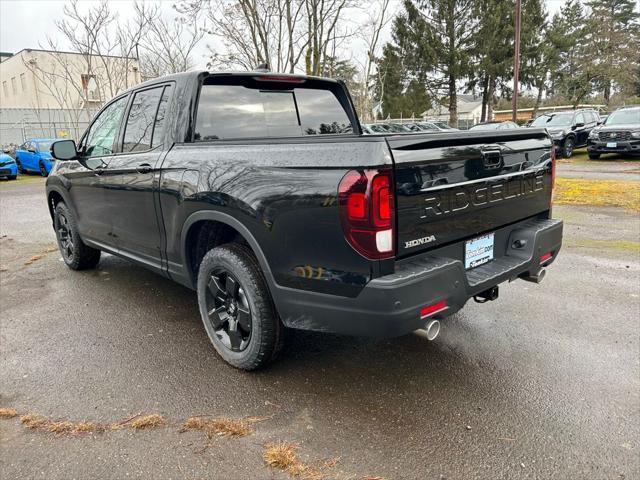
[423,320,441,341]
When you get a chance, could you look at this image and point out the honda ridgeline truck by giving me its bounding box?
[46,71,563,370]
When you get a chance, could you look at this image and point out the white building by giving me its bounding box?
[0,48,141,110]
[421,94,483,129]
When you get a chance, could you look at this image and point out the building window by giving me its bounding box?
[11,77,17,95]
[20,73,27,92]
[2,81,8,97]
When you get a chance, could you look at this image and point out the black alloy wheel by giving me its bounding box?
[56,209,75,261]
[204,269,252,352]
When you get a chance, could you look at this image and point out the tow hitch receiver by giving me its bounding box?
[474,286,499,304]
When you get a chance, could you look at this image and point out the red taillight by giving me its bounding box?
[540,252,553,263]
[338,169,395,259]
[420,300,447,318]
[254,75,306,83]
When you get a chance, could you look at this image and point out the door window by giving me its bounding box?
[575,113,585,125]
[83,96,128,158]
[150,85,173,148]
[122,87,164,153]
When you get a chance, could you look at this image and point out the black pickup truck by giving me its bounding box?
[46,71,563,370]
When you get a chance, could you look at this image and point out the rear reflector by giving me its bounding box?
[540,252,553,263]
[420,300,447,318]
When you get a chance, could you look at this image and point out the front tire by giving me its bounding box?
[588,152,601,159]
[562,137,575,158]
[8,175,17,180]
[197,243,285,370]
[16,159,25,174]
[54,202,101,270]
[39,161,48,177]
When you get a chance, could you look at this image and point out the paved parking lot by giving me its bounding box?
[1,161,639,479]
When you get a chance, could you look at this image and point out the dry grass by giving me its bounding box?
[0,407,18,418]
[263,442,327,479]
[24,246,58,265]
[264,442,300,471]
[18,412,165,435]
[183,415,265,438]
[555,178,640,212]
[128,414,166,429]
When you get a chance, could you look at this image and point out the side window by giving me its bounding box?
[84,96,128,158]
[122,87,164,153]
[150,85,172,148]
[575,113,585,125]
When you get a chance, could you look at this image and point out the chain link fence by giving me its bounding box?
[0,108,98,148]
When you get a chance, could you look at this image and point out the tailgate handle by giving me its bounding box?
[481,148,503,169]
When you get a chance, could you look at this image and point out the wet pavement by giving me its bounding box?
[1,177,639,479]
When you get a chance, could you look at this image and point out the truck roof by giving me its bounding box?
[129,70,342,94]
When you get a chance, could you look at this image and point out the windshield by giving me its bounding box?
[433,122,453,129]
[531,114,573,127]
[605,109,640,126]
[419,123,439,131]
[37,141,54,152]
[469,123,501,131]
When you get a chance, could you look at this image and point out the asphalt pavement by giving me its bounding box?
[1,170,638,480]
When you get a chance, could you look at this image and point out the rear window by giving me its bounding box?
[194,78,353,140]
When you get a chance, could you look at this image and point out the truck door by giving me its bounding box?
[97,84,172,271]
[68,94,129,245]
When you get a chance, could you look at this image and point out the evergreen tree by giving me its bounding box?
[386,0,477,126]
[585,0,640,102]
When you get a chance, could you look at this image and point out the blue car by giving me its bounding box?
[0,153,18,180]
[15,138,63,176]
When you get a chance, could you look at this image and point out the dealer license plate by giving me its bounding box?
[465,233,494,269]
[606,142,617,148]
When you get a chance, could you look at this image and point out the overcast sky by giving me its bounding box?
[0,0,566,71]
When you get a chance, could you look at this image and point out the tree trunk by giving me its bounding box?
[603,80,611,104]
[532,81,543,119]
[487,76,496,120]
[449,72,457,127]
[480,75,489,122]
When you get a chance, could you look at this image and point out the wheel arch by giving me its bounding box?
[180,211,276,292]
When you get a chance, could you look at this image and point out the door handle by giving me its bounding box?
[136,163,152,174]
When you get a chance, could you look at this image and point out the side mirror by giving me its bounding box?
[28,148,36,153]
[573,122,585,129]
[51,139,78,160]
[597,120,603,125]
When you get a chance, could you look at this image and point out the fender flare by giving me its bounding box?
[46,184,77,222]
[180,210,277,291]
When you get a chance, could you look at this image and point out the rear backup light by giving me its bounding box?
[540,252,553,263]
[338,168,395,259]
[420,300,447,318]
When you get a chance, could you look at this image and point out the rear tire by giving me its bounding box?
[16,160,25,174]
[54,202,101,270]
[197,243,285,370]
[588,152,601,160]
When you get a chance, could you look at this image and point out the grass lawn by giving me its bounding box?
[561,147,640,164]
[555,177,640,212]
[0,173,45,185]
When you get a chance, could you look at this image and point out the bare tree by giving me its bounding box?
[353,0,392,121]
[137,5,205,78]
[176,0,356,74]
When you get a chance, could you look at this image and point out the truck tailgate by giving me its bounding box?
[387,129,553,257]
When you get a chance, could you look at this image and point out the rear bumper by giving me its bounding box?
[276,217,563,337]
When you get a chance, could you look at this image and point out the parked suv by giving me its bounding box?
[587,106,640,159]
[530,109,600,158]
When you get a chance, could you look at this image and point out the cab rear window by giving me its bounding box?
[194,77,353,140]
